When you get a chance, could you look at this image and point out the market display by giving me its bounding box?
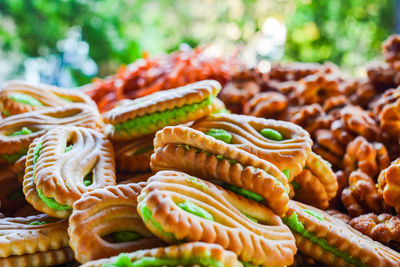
[0,35,400,267]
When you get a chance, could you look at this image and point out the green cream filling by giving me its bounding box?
[177,200,213,221]
[133,145,154,155]
[223,184,264,202]
[103,253,225,267]
[8,190,24,200]
[212,108,231,114]
[243,213,258,223]
[282,169,290,179]
[2,109,10,116]
[0,148,27,163]
[29,221,47,225]
[64,144,73,152]
[112,231,142,243]
[187,176,208,191]
[291,181,301,190]
[205,128,232,144]
[114,96,216,135]
[260,128,283,141]
[241,262,260,267]
[283,212,366,267]
[140,205,177,241]
[8,93,43,107]
[304,209,324,221]
[83,172,93,186]
[59,96,73,102]
[8,127,33,136]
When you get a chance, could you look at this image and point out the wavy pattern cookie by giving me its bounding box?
[137,171,296,267]
[23,126,116,218]
[104,80,224,141]
[81,242,243,267]
[114,134,155,173]
[0,104,100,165]
[192,113,312,179]
[0,80,96,116]
[151,126,290,216]
[69,182,164,263]
[284,200,400,266]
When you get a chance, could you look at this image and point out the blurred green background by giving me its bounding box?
[0,0,395,86]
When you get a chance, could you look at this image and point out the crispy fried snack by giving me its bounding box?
[377,158,400,214]
[69,183,163,263]
[0,214,72,266]
[379,97,400,140]
[323,95,349,114]
[350,213,400,244]
[269,62,330,81]
[81,242,243,267]
[137,171,296,266]
[0,80,96,116]
[151,126,290,216]
[371,87,400,118]
[290,104,332,137]
[104,80,224,141]
[284,200,400,266]
[340,105,380,141]
[297,73,341,105]
[366,63,396,92]
[114,134,154,173]
[313,129,345,168]
[0,104,100,165]
[344,136,390,178]
[0,166,28,216]
[292,152,338,209]
[192,113,312,179]
[383,34,400,65]
[328,170,349,210]
[23,126,116,218]
[243,91,288,118]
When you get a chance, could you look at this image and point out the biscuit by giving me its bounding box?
[104,80,224,141]
[69,183,164,263]
[137,171,296,267]
[192,113,312,179]
[284,200,400,266]
[23,126,116,218]
[151,126,290,216]
[80,242,243,267]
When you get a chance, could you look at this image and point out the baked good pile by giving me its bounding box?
[1,35,400,267]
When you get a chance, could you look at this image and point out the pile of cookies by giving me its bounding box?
[1,68,400,267]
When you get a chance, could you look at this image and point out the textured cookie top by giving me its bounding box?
[104,80,221,124]
[80,242,243,267]
[286,200,400,266]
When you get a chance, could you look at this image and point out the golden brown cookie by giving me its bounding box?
[80,242,243,267]
[284,200,400,266]
[104,80,224,141]
[23,126,116,218]
[0,80,96,116]
[377,158,400,214]
[151,126,290,216]
[137,171,296,266]
[0,104,100,165]
[69,183,164,263]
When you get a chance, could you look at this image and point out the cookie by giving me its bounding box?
[0,104,100,165]
[23,126,116,218]
[137,171,296,266]
[192,113,312,179]
[0,80,96,116]
[284,200,400,266]
[151,126,290,216]
[104,80,224,141]
[69,183,164,263]
[114,134,154,173]
[0,214,71,265]
[80,242,243,267]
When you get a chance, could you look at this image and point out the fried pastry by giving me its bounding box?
[104,80,224,141]
[297,73,341,105]
[379,97,400,140]
[137,171,296,266]
[0,104,100,165]
[313,129,345,168]
[151,126,290,216]
[81,242,243,267]
[0,80,96,116]
[377,158,400,213]
[243,91,288,119]
[284,200,400,266]
[23,126,116,218]
[69,183,163,263]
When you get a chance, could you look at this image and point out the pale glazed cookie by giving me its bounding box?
[23,126,116,218]
[0,80,96,116]
[0,166,28,216]
[292,152,338,209]
[69,182,164,263]
[114,134,155,173]
[0,214,72,266]
[81,242,243,267]
[0,104,100,165]
[104,80,224,141]
[192,113,312,179]
[151,126,290,216]
[284,200,400,267]
[137,171,296,267]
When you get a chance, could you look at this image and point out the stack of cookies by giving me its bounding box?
[0,75,399,267]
